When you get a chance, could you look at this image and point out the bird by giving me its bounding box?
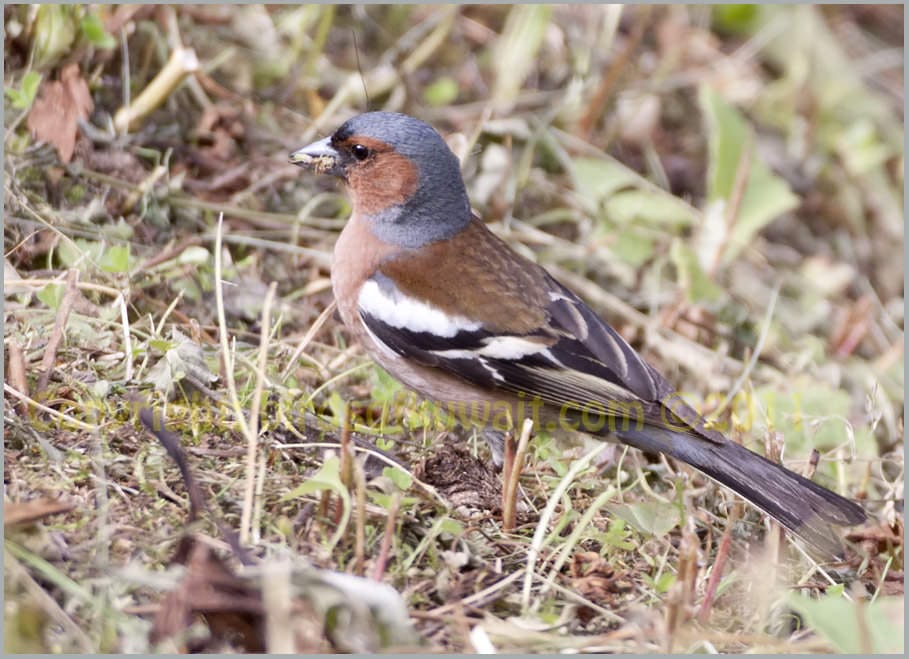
[290,111,866,557]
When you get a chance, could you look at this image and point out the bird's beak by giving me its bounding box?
[289,136,343,176]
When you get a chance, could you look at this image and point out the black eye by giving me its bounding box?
[351,144,370,161]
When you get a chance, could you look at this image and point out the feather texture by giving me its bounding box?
[356,229,866,556]
[292,112,867,557]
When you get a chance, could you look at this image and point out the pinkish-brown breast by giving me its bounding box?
[331,212,400,332]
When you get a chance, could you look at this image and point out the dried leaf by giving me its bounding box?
[26,64,94,163]
[150,537,266,652]
[569,551,632,623]
[4,499,74,527]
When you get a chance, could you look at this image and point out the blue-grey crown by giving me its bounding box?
[336,112,472,248]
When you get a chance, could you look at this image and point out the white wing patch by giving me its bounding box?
[358,278,482,337]
[434,336,549,362]
[477,336,548,359]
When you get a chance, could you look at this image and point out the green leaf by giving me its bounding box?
[601,518,635,550]
[787,593,903,654]
[144,329,218,398]
[608,226,655,267]
[573,157,699,230]
[607,500,681,536]
[284,456,345,499]
[571,157,639,210]
[104,218,135,241]
[826,582,845,598]
[670,239,723,303]
[326,391,348,427]
[33,5,77,69]
[148,338,175,353]
[282,457,350,551]
[57,239,103,270]
[604,189,698,228]
[5,72,43,110]
[80,11,116,49]
[5,88,25,109]
[837,119,894,176]
[491,5,552,111]
[702,85,748,202]
[728,163,799,261]
[423,77,459,108]
[91,380,111,398]
[732,379,877,464]
[370,367,404,405]
[99,244,130,273]
[653,571,676,594]
[712,4,759,35]
[37,283,64,310]
[752,6,902,152]
[383,466,412,491]
[177,246,210,266]
[700,85,799,264]
[438,517,464,536]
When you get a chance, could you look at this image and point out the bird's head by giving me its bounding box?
[290,112,471,247]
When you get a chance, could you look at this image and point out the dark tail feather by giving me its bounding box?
[617,427,867,558]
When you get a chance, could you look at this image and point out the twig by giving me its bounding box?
[242,280,277,545]
[373,492,400,582]
[804,449,820,479]
[138,407,253,569]
[429,568,527,617]
[666,525,699,653]
[578,5,649,140]
[697,502,741,623]
[132,235,205,276]
[501,430,515,529]
[262,561,294,653]
[521,443,603,613]
[36,269,79,395]
[251,444,267,546]
[117,292,134,382]
[280,299,337,383]
[353,457,367,576]
[503,418,533,531]
[113,46,200,133]
[337,403,353,527]
[531,571,626,624]
[7,339,29,415]
[712,279,782,419]
[711,129,755,276]
[401,6,459,75]
[213,214,255,544]
[6,277,122,299]
[4,383,98,432]
[541,485,618,596]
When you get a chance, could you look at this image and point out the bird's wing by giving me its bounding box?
[357,269,721,442]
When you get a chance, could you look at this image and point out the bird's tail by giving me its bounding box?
[616,426,867,557]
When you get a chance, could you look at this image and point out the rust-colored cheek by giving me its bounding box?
[346,144,419,216]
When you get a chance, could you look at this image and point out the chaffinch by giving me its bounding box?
[290,111,865,556]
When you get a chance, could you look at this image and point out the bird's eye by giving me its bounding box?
[351,144,370,161]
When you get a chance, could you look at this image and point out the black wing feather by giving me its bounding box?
[359,273,721,441]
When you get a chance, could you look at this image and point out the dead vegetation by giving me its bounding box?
[3,4,904,653]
